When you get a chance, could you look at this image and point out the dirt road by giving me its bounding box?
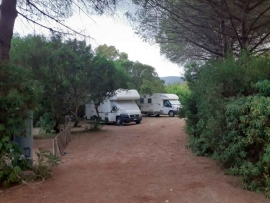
[1,116,269,203]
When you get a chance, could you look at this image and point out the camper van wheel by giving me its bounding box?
[93,116,98,122]
[168,111,175,117]
[155,114,160,117]
[116,117,122,126]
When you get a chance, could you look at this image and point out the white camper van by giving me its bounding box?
[85,89,142,126]
[139,93,181,117]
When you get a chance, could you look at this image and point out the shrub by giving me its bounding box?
[223,95,270,197]
[0,63,42,186]
[0,137,27,187]
[36,113,55,133]
[85,121,103,131]
[32,148,60,180]
[183,54,270,196]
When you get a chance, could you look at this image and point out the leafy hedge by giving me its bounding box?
[224,95,270,195]
[182,54,270,196]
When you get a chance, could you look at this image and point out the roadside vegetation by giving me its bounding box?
[2,0,270,198]
[179,55,270,197]
[0,34,165,187]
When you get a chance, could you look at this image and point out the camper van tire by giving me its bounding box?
[116,117,122,126]
[145,112,151,117]
[168,111,175,117]
[155,114,160,117]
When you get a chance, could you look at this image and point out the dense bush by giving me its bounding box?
[0,63,42,186]
[36,113,55,133]
[224,95,270,196]
[182,54,270,196]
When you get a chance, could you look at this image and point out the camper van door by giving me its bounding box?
[153,96,160,112]
[162,100,171,114]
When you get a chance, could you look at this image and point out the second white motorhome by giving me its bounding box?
[139,93,181,117]
[85,89,142,126]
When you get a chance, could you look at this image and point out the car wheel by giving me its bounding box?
[116,117,122,126]
[136,121,141,124]
[168,111,175,117]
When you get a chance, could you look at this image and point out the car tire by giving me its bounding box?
[136,121,141,124]
[116,117,122,126]
[168,111,175,117]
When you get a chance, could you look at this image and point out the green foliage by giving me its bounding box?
[224,95,270,196]
[0,141,24,187]
[140,78,165,95]
[95,44,126,61]
[10,36,134,131]
[113,63,131,89]
[88,57,118,104]
[252,80,270,97]
[93,43,167,95]
[32,148,60,180]
[183,54,270,195]
[122,61,165,94]
[0,63,41,186]
[165,82,191,117]
[165,82,190,101]
[36,113,55,133]
[10,35,95,131]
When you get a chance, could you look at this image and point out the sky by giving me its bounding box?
[66,14,184,77]
[13,7,184,77]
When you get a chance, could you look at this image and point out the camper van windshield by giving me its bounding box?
[116,101,139,110]
[169,100,180,105]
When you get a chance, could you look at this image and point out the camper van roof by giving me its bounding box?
[158,93,179,100]
[110,89,140,100]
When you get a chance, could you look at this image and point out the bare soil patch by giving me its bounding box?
[1,116,269,203]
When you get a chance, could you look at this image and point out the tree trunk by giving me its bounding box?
[94,106,100,120]
[72,106,80,127]
[0,0,17,62]
[53,120,60,133]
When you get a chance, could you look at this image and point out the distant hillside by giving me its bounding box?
[160,76,184,85]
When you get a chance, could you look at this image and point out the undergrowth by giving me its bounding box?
[85,121,103,131]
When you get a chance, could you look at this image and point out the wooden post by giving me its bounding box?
[55,138,61,156]
[52,139,55,155]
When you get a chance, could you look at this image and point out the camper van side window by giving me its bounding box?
[140,98,144,103]
[148,98,152,103]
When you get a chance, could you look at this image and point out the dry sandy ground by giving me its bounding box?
[1,116,269,203]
